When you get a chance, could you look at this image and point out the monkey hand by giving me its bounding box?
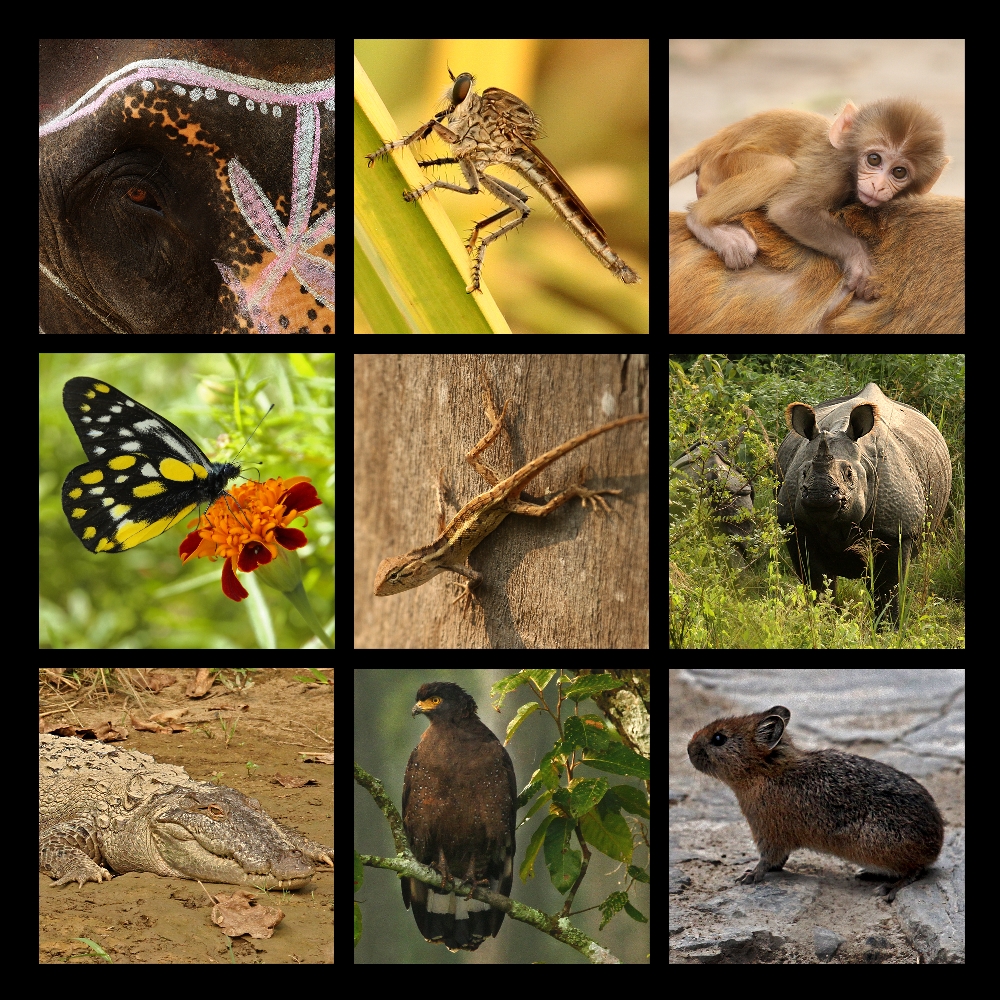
[843,253,880,301]
[713,224,759,270]
[685,215,758,270]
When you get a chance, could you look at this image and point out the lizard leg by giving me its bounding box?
[465,394,511,487]
[449,565,484,615]
[466,366,516,486]
[504,466,623,517]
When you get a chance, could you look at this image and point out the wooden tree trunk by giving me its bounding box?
[355,354,650,648]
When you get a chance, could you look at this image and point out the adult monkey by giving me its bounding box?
[668,196,965,334]
[668,99,949,301]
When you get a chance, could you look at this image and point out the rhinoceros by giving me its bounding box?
[671,429,756,559]
[776,383,951,624]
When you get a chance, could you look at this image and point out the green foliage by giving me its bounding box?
[668,353,964,648]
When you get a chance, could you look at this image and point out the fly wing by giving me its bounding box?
[480,87,609,241]
[481,87,546,143]
[521,138,611,241]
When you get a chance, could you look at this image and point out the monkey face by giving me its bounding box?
[840,99,950,205]
[855,149,914,206]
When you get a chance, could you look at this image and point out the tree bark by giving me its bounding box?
[355,354,650,648]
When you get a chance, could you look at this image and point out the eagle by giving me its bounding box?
[402,681,517,951]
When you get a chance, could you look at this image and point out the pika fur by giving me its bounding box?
[687,706,944,901]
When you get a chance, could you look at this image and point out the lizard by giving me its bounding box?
[373,379,648,609]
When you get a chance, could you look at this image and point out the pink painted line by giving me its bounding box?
[40,58,334,137]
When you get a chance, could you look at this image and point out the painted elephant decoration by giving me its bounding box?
[775,382,951,624]
[39,39,334,334]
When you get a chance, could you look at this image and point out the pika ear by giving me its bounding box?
[756,712,786,750]
[829,100,859,149]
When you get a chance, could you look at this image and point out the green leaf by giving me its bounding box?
[353,57,508,333]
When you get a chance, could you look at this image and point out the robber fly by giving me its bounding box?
[366,69,641,293]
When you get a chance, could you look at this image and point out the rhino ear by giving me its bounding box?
[847,403,878,440]
[786,403,816,438]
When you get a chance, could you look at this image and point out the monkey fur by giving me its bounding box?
[669,99,950,301]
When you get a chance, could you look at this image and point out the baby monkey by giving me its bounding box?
[669,99,949,300]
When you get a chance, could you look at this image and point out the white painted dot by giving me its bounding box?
[190,88,203,101]
[172,85,187,96]
[228,94,239,106]
[205,88,217,100]
[246,100,255,111]
[273,106,282,118]
[142,80,154,92]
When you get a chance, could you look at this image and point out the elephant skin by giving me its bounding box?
[775,382,951,625]
[39,39,334,334]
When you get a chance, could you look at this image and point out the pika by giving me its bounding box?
[687,706,944,901]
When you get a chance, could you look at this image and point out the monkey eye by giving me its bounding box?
[892,167,908,180]
[866,153,882,167]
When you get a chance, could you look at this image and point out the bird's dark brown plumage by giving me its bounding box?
[402,681,517,952]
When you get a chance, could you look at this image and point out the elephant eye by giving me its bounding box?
[125,186,163,212]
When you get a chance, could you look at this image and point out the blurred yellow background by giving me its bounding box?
[356,39,648,334]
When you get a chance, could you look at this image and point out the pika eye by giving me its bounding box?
[126,186,163,212]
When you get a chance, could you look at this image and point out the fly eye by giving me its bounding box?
[452,73,473,105]
[126,186,162,212]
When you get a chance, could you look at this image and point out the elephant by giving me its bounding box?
[775,382,952,625]
[39,39,334,335]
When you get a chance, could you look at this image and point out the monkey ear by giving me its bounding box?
[829,100,860,149]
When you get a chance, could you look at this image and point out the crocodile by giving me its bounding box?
[39,734,333,890]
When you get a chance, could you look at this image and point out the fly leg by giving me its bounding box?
[401,158,482,203]
[365,117,460,165]
[465,205,518,250]
[394,158,524,293]
[465,174,531,293]
[464,176,531,250]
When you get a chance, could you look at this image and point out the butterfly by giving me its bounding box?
[61,377,240,553]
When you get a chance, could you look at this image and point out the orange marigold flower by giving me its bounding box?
[179,476,323,601]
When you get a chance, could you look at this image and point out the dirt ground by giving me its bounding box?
[39,668,333,964]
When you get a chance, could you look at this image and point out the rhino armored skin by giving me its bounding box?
[671,429,756,559]
[39,735,333,889]
[776,383,951,624]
